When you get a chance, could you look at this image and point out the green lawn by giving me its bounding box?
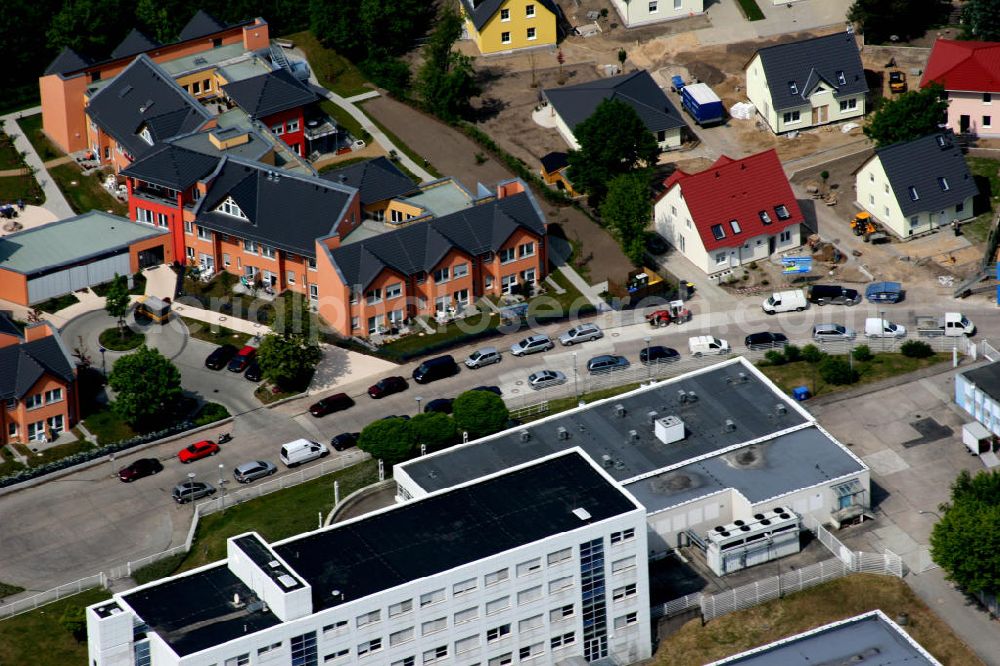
[81,409,137,445]
[48,163,127,216]
[0,132,24,170]
[98,327,145,351]
[0,173,43,203]
[356,100,442,178]
[0,586,110,666]
[193,402,230,427]
[33,293,79,314]
[759,352,949,398]
[964,156,1000,243]
[15,114,62,162]
[134,459,379,582]
[284,31,371,98]
[735,0,766,21]
[319,99,365,143]
[180,316,252,347]
[0,446,26,478]
[21,439,96,468]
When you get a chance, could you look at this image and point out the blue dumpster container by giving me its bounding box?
[792,386,810,401]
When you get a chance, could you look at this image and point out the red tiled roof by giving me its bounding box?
[662,149,802,252]
[920,39,1000,92]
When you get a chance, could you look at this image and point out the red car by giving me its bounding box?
[227,345,257,373]
[178,440,220,463]
[367,376,407,399]
[117,458,163,482]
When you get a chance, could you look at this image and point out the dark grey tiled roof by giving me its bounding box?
[122,144,222,190]
[960,361,1000,402]
[0,323,75,401]
[86,55,211,160]
[875,132,979,217]
[221,69,318,119]
[179,10,228,41]
[329,190,545,289]
[0,312,21,339]
[193,157,356,256]
[110,29,160,61]
[44,47,93,76]
[544,70,686,133]
[460,0,558,31]
[755,32,868,111]
[540,151,569,173]
[320,156,417,206]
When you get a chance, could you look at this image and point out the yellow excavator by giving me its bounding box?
[850,212,888,243]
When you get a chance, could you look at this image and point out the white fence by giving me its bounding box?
[0,574,106,620]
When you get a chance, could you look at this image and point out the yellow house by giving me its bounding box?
[460,0,558,54]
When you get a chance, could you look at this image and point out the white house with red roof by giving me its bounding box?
[653,149,803,278]
[921,39,1000,138]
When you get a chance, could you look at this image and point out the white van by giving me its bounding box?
[688,335,731,357]
[279,439,330,467]
[865,317,907,338]
[762,289,807,314]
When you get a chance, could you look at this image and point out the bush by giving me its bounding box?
[901,340,935,358]
[764,350,786,366]
[783,344,801,362]
[193,402,230,427]
[801,344,825,364]
[819,356,860,385]
[59,605,87,642]
[852,345,874,362]
[453,390,509,440]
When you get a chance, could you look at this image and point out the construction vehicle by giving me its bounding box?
[889,70,907,93]
[850,212,888,243]
[646,301,692,327]
[915,312,976,337]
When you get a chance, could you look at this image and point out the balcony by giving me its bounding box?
[131,187,178,208]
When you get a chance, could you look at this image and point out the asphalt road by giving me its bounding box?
[3,293,999,592]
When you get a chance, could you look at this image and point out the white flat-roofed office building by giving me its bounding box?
[87,450,651,666]
[397,358,870,559]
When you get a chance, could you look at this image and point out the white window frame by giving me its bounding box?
[44,388,63,404]
[526,4,535,17]
[527,27,536,40]
[501,31,511,44]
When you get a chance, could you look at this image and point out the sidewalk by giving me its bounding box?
[548,236,607,309]
[0,106,74,220]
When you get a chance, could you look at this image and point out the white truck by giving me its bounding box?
[761,289,807,314]
[915,312,975,337]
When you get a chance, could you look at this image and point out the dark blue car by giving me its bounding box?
[865,281,903,303]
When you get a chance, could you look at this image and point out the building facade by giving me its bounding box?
[87,451,652,666]
[460,0,558,55]
[921,39,1000,138]
[609,0,704,28]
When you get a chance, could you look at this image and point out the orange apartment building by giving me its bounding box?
[0,314,80,445]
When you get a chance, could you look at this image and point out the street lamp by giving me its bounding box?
[98,345,107,377]
[644,336,652,380]
[572,352,579,402]
[415,396,423,415]
[218,463,226,502]
[187,471,196,510]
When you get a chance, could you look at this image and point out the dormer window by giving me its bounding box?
[711,224,726,240]
[217,196,247,219]
[836,70,846,86]
[908,186,919,201]
[775,204,791,220]
[788,81,798,95]
[758,210,772,224]
[139,127,153,146]
[936,135,947,148]
[938,177,950,191]
[729,219,742,234]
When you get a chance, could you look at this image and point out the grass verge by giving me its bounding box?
[0,132,24,170]
[0,173,42,203]
[284,31,370,98]
[0,446,26,478]
[134,459,379,580]
[735,0,766,21]
[517,383,643,422]
[357,100,442,178]
[255,384,303,405]
[759,352,949,398]
[21,439,96,468]
[33,292,79,314]
[319,99,365,142]
[98,327,145,351]
[0,586,110,666]
[15,114,62,162]
[193,402,230,427]
[0,581,25,597]
[81,409,137,445]
[48,163,127,216]
[653,574,983,665]
[180,316,252,347]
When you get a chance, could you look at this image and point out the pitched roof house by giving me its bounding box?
[609,0,704,28]
[745,31,868,134]
[221,68,319,119]
[653,149,803,276]
[920,39,1000,137]
[320,156,418,210]
[460,0,558,54]
[855,132,978,239]
[543,70,687,151]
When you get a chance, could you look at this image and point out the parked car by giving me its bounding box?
[865,281,903,304]
[117,458,163,482]
[233,460,277,484]
[806,284,862,306]
[812,323,856,341]
[424,398,454,414]
[761,290,807,314]
[331,432,360,451]
[279,439,330,467]
[204,344,238,370]
[471,385,502,396]
[244,360,262,382]
[645,232,669,255]
[413,355,459,384]
[368,376,408,399]
[172,480,216,504]
[639,346,680,365]
[309,393,355,417]
[688,335,731,356]
[744,332,789,349]
[510,334,554,356]
[587,354,630,373]
[465,347,502,369]
[227,345,256,373]
[864,318,906,338]
[527,370,567,390]
[558,323,603,346]
[178,440,220,463]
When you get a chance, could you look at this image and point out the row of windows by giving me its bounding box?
[500,28,537,44]
[9,415,65,442]
[709,206,791,240]
[271,119,301,136]
[712,230,793,264]
[23,388,62,410]
[648,0,686,12]
[182,78,213,96]
[499,3,537,20]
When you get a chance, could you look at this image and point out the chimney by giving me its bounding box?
[24,322,54,343]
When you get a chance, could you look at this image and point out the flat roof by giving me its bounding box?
[706,611,941,665]
[960,361,1000,402]
[274,451,637,613]
[400,179,474,218]
[626,425,865,514]
[158,43,247,77]
[215,57,274,84]
[401,359,809,493]
[0,211,168,275]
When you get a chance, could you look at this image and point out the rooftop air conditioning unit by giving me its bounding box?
[677,390,688,404]
[557,427,570,441]
[628,429,639,441]
[520,430,530,442]
[723,419,737,433]
[687,391,699,402]
[776,403,788,416]
[654,415,685,445]
[647,410,659,424]
[615,404,626,418]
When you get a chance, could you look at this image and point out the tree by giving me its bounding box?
[417,8,481,121]
[864,84,949,146]
[848,0,950,44]
[453,390,509,440]
[104,274,129,336]
[566,99,659,205]
[410,412,459,453]
[901,340,935,358]
[851,344,873,362]
[47,0,135,57]
[818,356,859,385]
[800,344,825,363]
[136,0,188,43]
[601,172,652,266]
[963,0,1000,40]
[931,470,1000,594]
[108,346,182,427]
[256,333,322,390]
[358,417,418,466]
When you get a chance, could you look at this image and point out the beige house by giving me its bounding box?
[745,31,868,134]
[609,0,704,27]
[855,133,978,239]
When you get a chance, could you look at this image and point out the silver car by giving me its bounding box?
[465,347,502,369]
[171,480,216,504]
[812,323,856,341]
[510,334,554,356]
[558,323,603,346]
[527,370,567,390]
[233,460,278,484]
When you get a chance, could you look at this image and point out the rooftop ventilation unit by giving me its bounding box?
[738,372,748,383]
[557,427,570,441]
[647,410,659,425]
[572,507,592,521]
[277,574,298,589]
[628,429,639,441]
[602,454,613,468]
[268,560,281,569]
[654,415,685,445]
[677,390,688,404]
[687,391,699,403]
[519,430,530,442]
[614,404,626,418]
[723,419,737,433]
[775,403,788,416]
